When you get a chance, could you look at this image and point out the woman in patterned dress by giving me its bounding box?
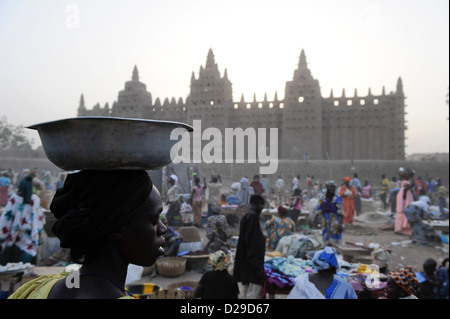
[264,206,296,251]
[0,176,44,265]
[317,180,344,245]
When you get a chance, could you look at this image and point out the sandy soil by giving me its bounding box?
[341,221,448,271]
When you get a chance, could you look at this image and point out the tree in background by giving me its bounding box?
[0,116,34,150]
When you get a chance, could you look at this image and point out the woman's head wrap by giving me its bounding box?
[343,177,352,183]
[50,170,153,255]
[389,267,419,296]
[312,246,339,271]
[209,250,228,271]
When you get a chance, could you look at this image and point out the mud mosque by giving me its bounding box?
[77,49,406,160]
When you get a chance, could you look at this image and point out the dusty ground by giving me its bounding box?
[341,221,448,271]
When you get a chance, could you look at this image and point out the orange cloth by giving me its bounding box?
[339,185,357,224]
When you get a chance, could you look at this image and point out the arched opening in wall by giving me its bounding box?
[269,102,273,108]
[347,100,353,106]
[374,99,379,105]
[279,103,284,109]
[258,103,263,108]
[234,104,238,109]
[247,104,251,109]
[210,100,214,106]
[360,99,365,105]
[298,96,304,103]
[334,101,339,106]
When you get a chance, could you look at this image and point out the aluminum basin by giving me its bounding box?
[27,116,193,170]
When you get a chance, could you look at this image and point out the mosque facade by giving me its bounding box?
[78,49,406,160]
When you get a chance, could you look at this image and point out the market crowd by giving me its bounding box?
[0,166,449,299]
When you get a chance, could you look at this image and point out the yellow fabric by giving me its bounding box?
[142,283,157,295]
[8,272,135,299]
[8,272,68,299]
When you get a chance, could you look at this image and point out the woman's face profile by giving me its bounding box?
[118,186,167,266]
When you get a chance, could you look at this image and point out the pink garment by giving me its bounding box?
[294,195,302,210]
[395,181,413,235]
[362,185,372,199]
[192,185,204,202]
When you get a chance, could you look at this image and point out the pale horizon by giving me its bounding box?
[0,0,448,156]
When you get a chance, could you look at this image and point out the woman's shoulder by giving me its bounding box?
[8,272,69,299]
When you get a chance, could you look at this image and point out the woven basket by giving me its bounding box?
[156,257,186,277]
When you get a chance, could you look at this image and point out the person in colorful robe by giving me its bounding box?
[205,205,231,253]
[395,180,414,235]
[338,177,357,224]
[287,246,357,299]
[403,198,433,244]
[386,267,420,299]
[0,174,44,265]
[317,180,344,244]
[264,206,296,251]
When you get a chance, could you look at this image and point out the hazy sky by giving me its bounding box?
[0,0,448,155]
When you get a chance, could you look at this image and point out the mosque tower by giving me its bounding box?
[111,66,152,118]
[186,49,233,130]
[281,49,323,159]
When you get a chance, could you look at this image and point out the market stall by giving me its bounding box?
[261,254,387,299]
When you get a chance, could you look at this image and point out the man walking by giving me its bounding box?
[233,194,266,299]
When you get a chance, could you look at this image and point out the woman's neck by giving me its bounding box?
[48,244,130,299]
[80,244,128,288]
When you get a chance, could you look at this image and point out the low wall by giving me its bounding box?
[1,154,448,190]
[0,157,61,175]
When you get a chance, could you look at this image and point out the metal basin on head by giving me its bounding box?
[27,116,193,171]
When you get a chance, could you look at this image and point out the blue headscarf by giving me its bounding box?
[312,246,339,271]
